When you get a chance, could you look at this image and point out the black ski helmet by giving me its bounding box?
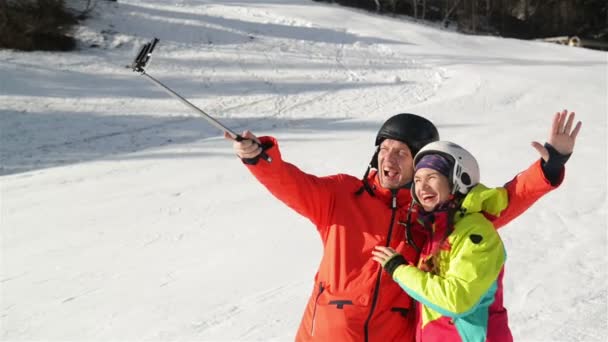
[370,113,439,169]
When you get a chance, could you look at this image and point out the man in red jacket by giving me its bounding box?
[226,110,581,341]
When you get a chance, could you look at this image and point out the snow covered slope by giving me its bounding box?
[1,0,606,340]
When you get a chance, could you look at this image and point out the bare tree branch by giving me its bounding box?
[443,0,462,24]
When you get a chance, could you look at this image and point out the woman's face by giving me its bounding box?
[413,168,451,212]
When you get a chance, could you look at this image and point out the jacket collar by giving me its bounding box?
[415,201,457,256]
[456,183,508,222]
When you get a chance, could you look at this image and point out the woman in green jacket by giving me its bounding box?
[372,141,508,342]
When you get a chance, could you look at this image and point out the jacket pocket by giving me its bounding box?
[310,288,371,340]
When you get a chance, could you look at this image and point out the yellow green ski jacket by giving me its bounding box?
[392,184,508,342]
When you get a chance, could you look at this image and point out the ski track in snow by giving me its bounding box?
[0,30,441,174]
[1,6,442,176]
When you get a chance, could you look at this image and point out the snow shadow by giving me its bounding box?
[111,2,406,46]
[0,110,381,175]
[406,53,607,67]
[0,108,478,175]
[1,60,411,98]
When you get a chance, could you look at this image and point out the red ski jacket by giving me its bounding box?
[243,136,561,342]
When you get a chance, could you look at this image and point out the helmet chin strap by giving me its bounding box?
[369,145,380,169]
[355,149,380,196]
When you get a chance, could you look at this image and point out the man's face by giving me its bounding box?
[377,139,414,189]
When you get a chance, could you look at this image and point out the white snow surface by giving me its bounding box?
[1,0,607,341]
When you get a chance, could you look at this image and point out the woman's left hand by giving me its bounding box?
[372,246,399,266]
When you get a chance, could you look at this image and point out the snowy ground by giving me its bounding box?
[1,0,606,341]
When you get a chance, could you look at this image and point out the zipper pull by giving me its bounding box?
[391,188,398,209]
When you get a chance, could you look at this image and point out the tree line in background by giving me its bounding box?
[0,0,115,51]
[0,0,78,51]
[0,0,606,51]
[315,0,608,41]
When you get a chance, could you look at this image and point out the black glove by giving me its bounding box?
[241,140,274,165]
[383,254,408,277]
[541,143,571,186]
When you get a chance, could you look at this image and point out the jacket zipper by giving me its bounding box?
[363,191,398,342]
[310,282,325,336]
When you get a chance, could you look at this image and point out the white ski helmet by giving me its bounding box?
[413,141,480,195]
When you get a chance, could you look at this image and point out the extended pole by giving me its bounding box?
[141,71,240,139]
[130,38,271,163]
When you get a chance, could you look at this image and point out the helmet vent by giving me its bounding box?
[461,173,471,185]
